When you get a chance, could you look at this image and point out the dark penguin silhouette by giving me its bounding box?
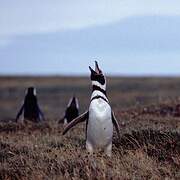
[59,96,79,125]
[15,87,45,123]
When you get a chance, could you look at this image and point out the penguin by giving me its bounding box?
[15,87,45,123]
[63,61,120,156]
[59,96,79,125]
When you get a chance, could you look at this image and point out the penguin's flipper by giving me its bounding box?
[37,105,45,121]
[112,111,120,138]
[15,104,24,122]
[63,111,89,135]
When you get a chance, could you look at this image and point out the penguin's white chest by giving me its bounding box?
[87,99,113,148]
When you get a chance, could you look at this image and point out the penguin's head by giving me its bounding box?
[89,61,106,90]
[26,87,36,96]
[67,96,79,109]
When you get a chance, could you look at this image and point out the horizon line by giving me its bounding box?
[1,73,180,78]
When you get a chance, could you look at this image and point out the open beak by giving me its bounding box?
[89,61,102,74]
[89,66,95,73]
[95,61,102,74]
[95,61,101,74]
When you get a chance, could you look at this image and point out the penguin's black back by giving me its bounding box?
[24,92,39,121]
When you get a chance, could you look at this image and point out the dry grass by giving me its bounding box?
[0,123,180,179]
[0,77,180,179]
[0,113,180,179]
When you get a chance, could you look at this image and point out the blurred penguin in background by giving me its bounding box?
[59,96,79,126]
[15,87,45,123]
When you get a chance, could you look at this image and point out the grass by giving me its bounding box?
[0,109,180,179]
[0,76,180,179]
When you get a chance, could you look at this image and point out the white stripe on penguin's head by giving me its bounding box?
[33,88,37,96]
[67,96,79,109]
[67,97,73,108]
[26,87,36,96]
[92,80,106,90]
[75,97,79,109]
[89,61,106,90]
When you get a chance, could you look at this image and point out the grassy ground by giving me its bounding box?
[0,76,180,179]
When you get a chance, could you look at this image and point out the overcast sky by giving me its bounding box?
[0,0,180,76]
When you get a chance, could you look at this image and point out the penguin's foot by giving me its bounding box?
[104,142,112,157]
[86,141,94,155]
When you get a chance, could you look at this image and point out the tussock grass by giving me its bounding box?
[1,77,180,179]
[0,121,179,180]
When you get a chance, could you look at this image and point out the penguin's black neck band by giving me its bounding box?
[91,95,108,103]
[92,85,107,96]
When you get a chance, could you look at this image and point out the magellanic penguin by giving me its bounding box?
[63,61,120,156]
[59,96,79,125]
[15,87,45,123]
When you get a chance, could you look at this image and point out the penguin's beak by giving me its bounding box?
[95,61,102,74]
[89,61,102,75]
[89,66,96,74]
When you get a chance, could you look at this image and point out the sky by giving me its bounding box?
[0,0,180,76]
